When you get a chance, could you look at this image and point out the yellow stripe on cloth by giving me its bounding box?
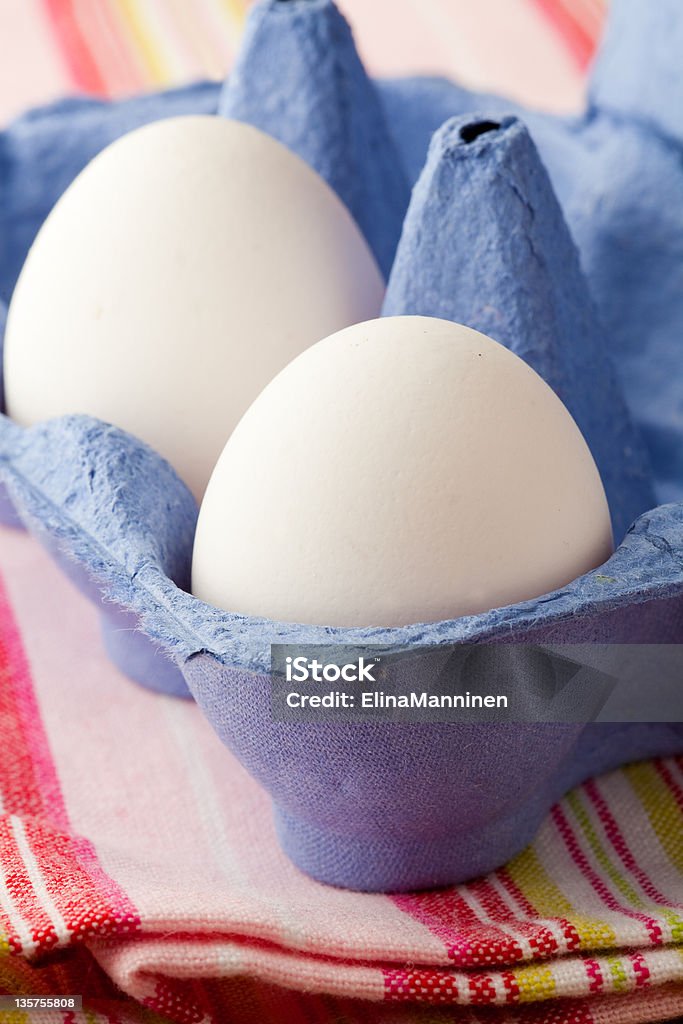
[513,963,557,1001]
[507,845,618,950]
[626,762,683,875]
[507,847,574,917]
[605,953,631,993]
[566,787,683,940]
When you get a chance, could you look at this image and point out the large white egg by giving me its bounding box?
[192,316,613,627]
[3,116,384,499]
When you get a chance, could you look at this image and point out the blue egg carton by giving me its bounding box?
[1,0,682,892]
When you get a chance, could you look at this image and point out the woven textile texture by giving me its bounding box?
[0,525,681,1023]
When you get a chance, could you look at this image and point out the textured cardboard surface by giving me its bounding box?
[219,0,410,279]
[383,114,654,541]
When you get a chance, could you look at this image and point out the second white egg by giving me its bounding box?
[192,316,614,628]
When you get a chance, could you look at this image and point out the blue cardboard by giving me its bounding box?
[0,0,682,890]
[1,413,682,891]
[383,115,654,542]
[0,297,6,413]
[589,0,683,143]
[219,0,410,279]
[374,16,683,505]
[0,307,21,525]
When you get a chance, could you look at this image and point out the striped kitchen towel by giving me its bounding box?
[0,0,601,124]
[0,525,682,1024]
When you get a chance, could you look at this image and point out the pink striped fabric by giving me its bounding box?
[0,0,592,125]
[0,525,682,1023]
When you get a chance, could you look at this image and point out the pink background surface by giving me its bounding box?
[0,0,587,126]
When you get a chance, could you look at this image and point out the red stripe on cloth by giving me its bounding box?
[551,806,664,945]
[531,0,601,69]
[469,878,560,959]
[74,0,148,95]
[585,956,605,994]
[0,584,64,824]
[383,966,460,1003]
[0,573,140,954]
[22,817,140,943]
[497,868,536,916]
[41,0,109,94]
[497,868,582,954]
[629,950,651,988]
[392,876,577,968]
[466,971,498,1005]
[500,968,520,1005]
[0,817,60,954]
[585,777,681,908]
[392,888,526,968]
[655,759,683,814]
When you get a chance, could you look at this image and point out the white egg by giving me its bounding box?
[192,316,614,627]
[3,116,384,499]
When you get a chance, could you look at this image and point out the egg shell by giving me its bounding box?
[3,115,384,499]
[192,316,614,628]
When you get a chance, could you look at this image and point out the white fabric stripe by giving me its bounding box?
[163,0,234,79]
[594,772,683,908]
[532,814,653,945]
[552,800,661,944]
[205,0,244,50]
[10,814,70,946]
[488,969,512,1003]
[162,700,250,889]
[567,784,677,942]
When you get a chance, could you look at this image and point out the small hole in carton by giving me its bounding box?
[459,120,501,143]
